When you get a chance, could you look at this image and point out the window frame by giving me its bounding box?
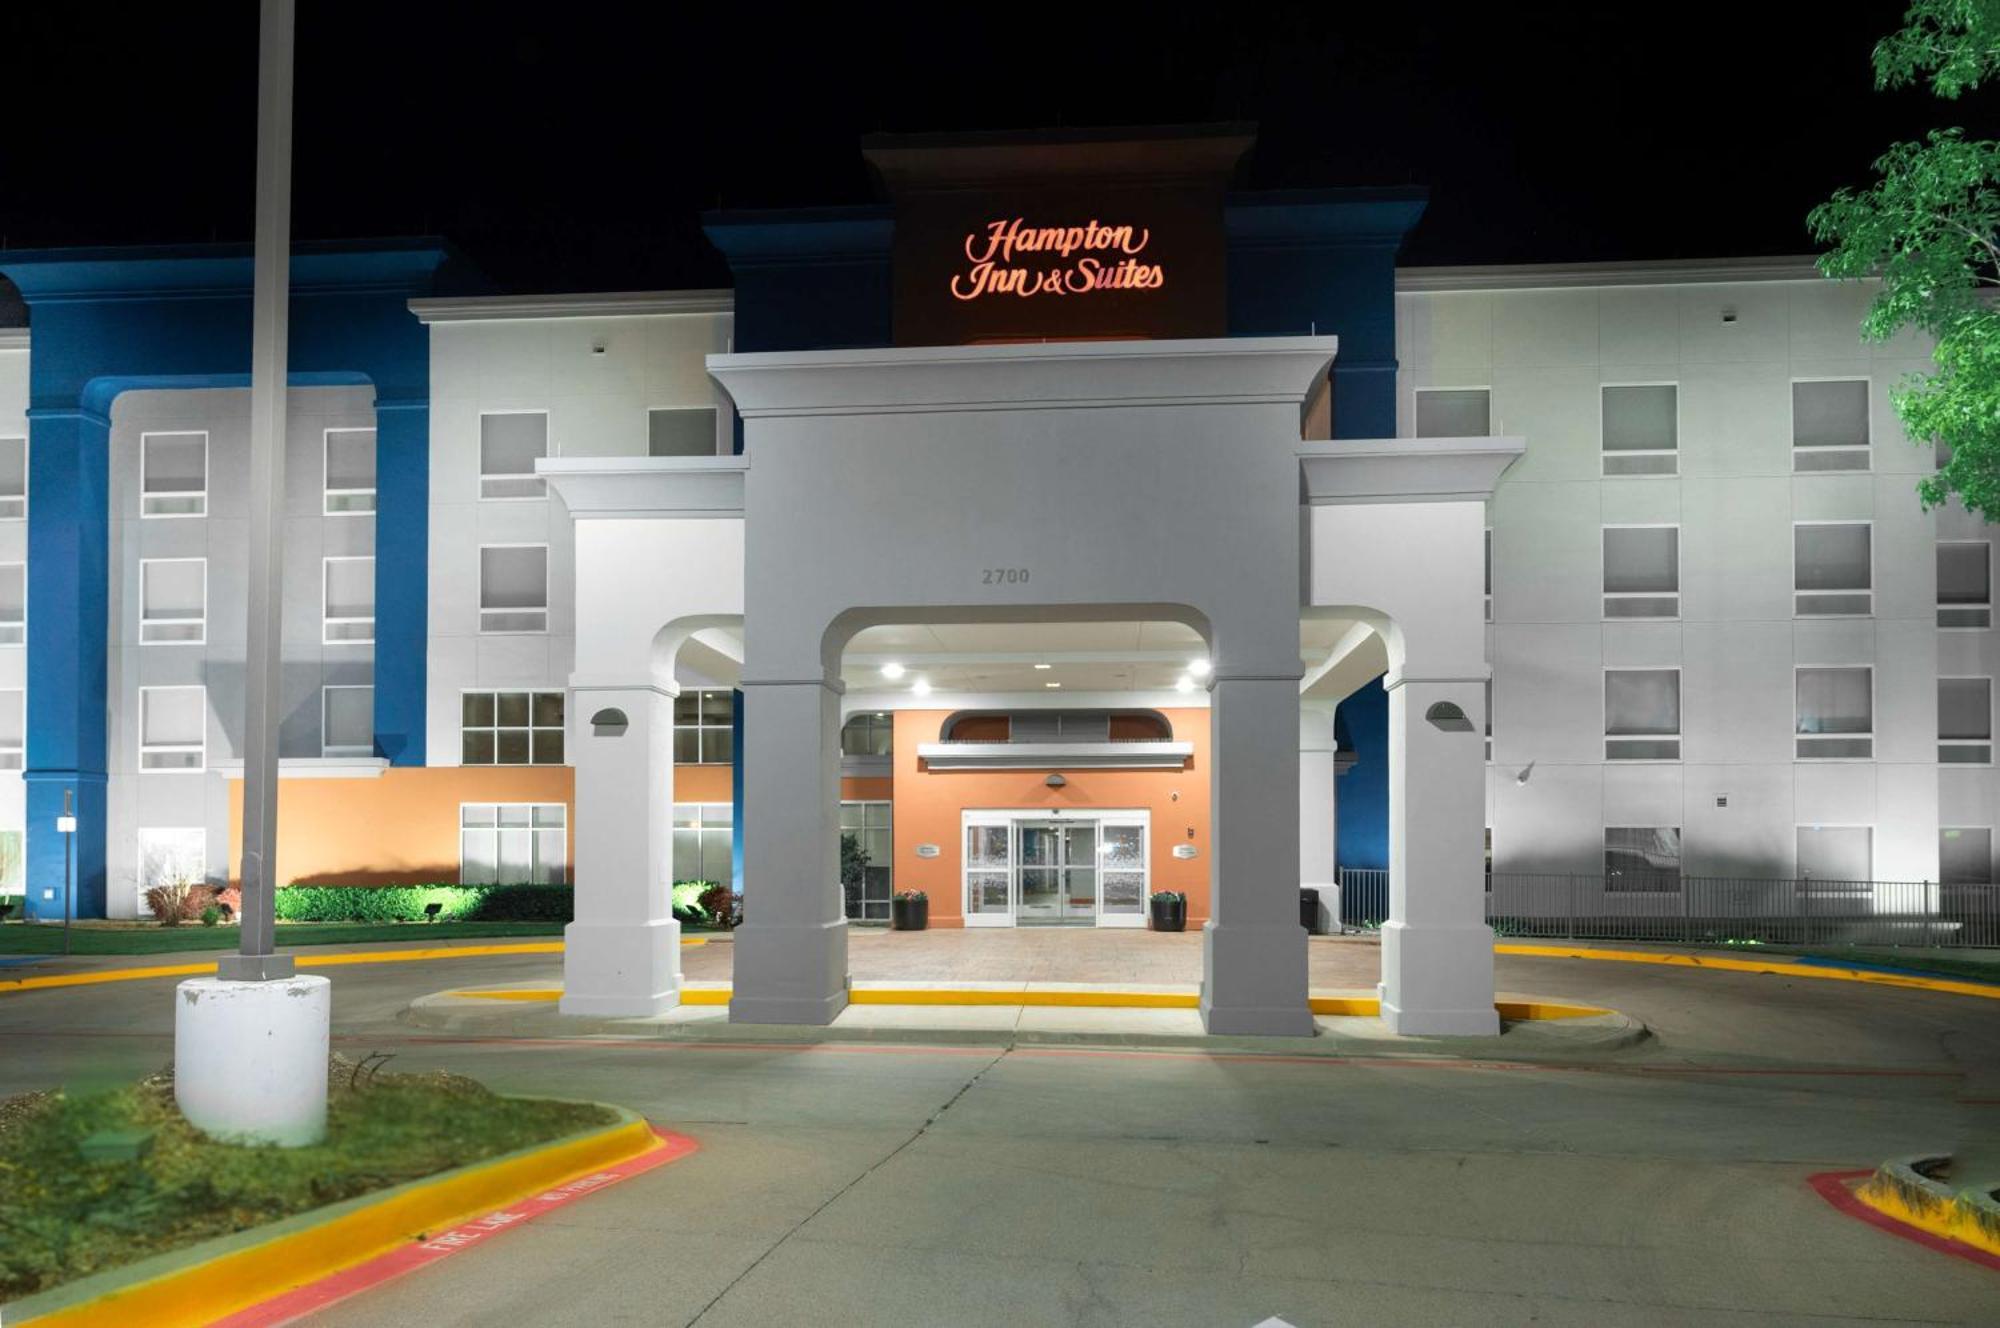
[672,802,736,886]
[1599,381,1680,478]
[1601,522,1681,620]
[839,798,894,922]
[1484,525,1493,622]
[1602,665,1682,761]
[1940,826,1994,886]
[1795,823,1874,888]
[137,827,207,896]
[1603,826,1683,894]
[1938,674,1993,766]
[0,434,27,520]
[673,688,735,764]
[1792,519,1874,618]
[0,687,22,770]
[1412,385,1493,439]
[458,801,568,886]
[459,689,565,766]
[321,684,375,758]
[0,561,24,646]
[477,543,550,635]
[321,555,377,646]
[139,556,207,645]
[477,410,551,502]
[1937,540,1992,629]
[139,430,209,518]
[646,405,721,458]
[323,426,377,516]
[1790,376,1872,474]
[137,684,206,773]
[1794,664,1875,761]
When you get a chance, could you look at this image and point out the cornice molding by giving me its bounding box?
[409,289,734,324]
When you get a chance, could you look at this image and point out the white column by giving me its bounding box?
[1379,674,1497,1035]
[732,675,847,1024]
[1299,702,1338,890]
[561,685,680,1016]
[1201,675,1313,1036]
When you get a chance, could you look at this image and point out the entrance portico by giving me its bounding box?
[543,335,1519,1036]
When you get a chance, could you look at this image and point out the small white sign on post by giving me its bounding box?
[915,843,941,859]
[1172,843,1198,860]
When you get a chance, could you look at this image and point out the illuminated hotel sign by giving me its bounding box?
[951,219,1166,301]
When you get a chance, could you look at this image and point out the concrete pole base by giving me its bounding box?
[1198,919,1314,1036]
[173,974,330,1147]
[731,918,849,1025]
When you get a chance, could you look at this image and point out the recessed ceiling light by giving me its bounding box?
[1033,663,1052,670]
[1174,675,1195,693]
[1188,658,1211,678]
[1045,681,1062,689]
[911,678,932,697]
[880,662,906,680]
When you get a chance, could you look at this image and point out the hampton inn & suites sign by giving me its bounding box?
[950,218,1166,301]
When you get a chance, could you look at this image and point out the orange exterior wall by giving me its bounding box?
[674,763,733,803]
[226,767,575,887]
[887,708,1213,926]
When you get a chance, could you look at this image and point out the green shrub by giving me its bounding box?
[672,879,715,925]
[273,884,573,924]
[198,905,221,927]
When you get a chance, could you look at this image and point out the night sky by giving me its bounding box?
[1,2,1987,295]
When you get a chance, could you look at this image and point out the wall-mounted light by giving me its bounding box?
[1045,773,1067,788]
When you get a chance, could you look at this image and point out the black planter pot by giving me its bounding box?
[891,895,929,931]
[1149,895,1187,932]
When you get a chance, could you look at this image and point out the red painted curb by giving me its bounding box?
[209,1125,699,1328]
[1808,1169,2000,1273]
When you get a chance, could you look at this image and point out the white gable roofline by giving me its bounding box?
[1397,255,1834,293]
[408,288,734,323]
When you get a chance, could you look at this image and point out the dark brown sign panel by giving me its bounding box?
[892,186,1227,346]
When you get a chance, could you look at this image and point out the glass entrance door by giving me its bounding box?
[1017,820,1096,926]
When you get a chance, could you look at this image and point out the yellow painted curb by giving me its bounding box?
[1496,943,2000,1001]
[442,985,1609,1020]
[16,1113,661,1328]
[1856,1171,2000,1258]
[0,936,722,997]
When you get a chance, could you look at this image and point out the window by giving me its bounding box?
[0,435,25,519]
[672,803,734,885]
[0,829,21,894]
[840,712,893,757]
[1601,384,1677,477]
[1603,526,1679,618]
[324,428,377,514]
[674,689,734,763]
[1792,379,1870,472]
[0,563,22,645]
[1484,677,1493,762]
[479,412,548,499]
[323,556,376,644]
[460,803,566,885]
[1940,827,1992,885]
[322,685,374,758]
[1414,387,1490,438]
[648,407,718,458]
[1797,825,1871,886]
[840,801,893,921]
[1604,668,1680,760]
[140,558,205,644]
[0,689,20,770]
[1797,666,1873,759]
[1484,527,1493,621]
[139,685,205,771]
[1794,523,1872,616]
[141,431,207,516]
[1605,827,1681,892]
[1938,542,1991,628]
[138,828,206,895]
[461,690,564,765]
[1939,677,1992,764]
[478,545,548,633]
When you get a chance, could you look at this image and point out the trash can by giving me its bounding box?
[1300,888,1320,934]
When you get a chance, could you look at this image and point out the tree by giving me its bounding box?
[1809,1,2000,515]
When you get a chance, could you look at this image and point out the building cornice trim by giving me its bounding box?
[1299,437,1525,505]
[1395,256,1834,293]
[409,289,734,324]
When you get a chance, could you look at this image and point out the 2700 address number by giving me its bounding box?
[982,568,1031,585]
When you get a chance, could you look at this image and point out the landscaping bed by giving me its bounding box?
[0,1057,615,1302]
[0,919,565,956]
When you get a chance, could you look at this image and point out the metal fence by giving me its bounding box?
[1334,867,2000,949]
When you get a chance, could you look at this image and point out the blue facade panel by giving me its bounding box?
[1334,676,1390,872]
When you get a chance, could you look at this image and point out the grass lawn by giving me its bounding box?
[0,920,564,956]
[0,1061,614,1301]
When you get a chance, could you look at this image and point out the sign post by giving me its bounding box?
[57,789,75,957]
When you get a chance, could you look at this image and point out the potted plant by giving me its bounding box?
[891,889,928,931]
[1149,890,1187,932]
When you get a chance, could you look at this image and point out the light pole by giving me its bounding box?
[57,788,75,957]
